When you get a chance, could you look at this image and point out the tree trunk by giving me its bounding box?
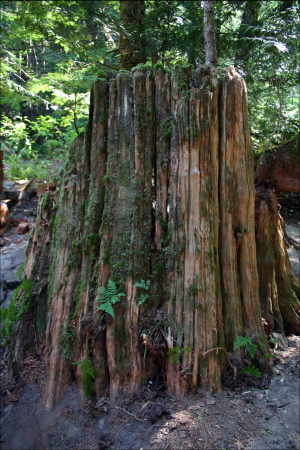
[6,66,283,409]
[255,138,300,334]
[203,1,218,67]
[119,1,146,70]
[235,1,261,74]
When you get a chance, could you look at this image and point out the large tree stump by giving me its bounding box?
[7,66,290,410]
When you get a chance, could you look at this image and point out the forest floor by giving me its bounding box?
[0,189,299,450]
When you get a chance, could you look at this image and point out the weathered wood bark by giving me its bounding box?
[8,66,291,410]
[255,138,300,334]
[219,68,266,352]
[119,1,146,70]
[255,187,300,334]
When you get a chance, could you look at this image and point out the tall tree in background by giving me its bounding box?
[203,1,217,67]
[235,1,261,74]
[119,1,146,69]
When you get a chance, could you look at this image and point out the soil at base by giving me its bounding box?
[0,336,299,450]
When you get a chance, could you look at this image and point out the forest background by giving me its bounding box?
[0,0,299,182]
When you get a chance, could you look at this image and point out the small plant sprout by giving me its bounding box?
[97,279,125,318]
[133,279,150,306]
[197,413,203,428]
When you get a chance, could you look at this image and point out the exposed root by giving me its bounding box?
[279,212,300,251]
[104,400,143,422]
[201,347,237,388]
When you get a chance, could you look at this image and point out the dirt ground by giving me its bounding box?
[0,189,299,450]
[0,336,299,450]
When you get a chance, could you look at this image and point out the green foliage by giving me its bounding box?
[58,324,76,362]
[133,279,150,306]
[238,366,261,378]
[234,335,257,360]
[97,279,125,318]
[16,261,25,281]
[153,61,165,71]
[167,345,192,365]
[42,192,50,210]
[164,231,171,247]
[0,0,298,184]
[197,413,203,428]
[72,281,85,319]
[269,337,277,347]
[131,61,152,72]
[167,346,181,364]
[97,70,107,80]
[234,335,261,378]
[72,357,98,398]
[0,279,33,344]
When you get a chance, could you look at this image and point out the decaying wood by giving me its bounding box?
[9,66,299,411]
[36,182,57,196]
[19,177,35,192]
[10,218,28,227]
[255,187,300,334]
[16,222,29,234]
[255,139,300,193]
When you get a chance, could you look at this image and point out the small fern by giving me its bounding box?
[238,366,261,378]
[133,279,150,306]
[97,279,125,318]
[234,335,257,359]
[234,335,261,378]
[72,357,98,398]
[167,346,181,364]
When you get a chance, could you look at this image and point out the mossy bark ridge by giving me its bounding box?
[9,66,299,409]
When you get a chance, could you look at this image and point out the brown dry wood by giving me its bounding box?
[27,182,57,191]
[19,177,35,192]
[16,222,29,234]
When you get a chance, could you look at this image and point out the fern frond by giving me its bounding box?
[108,279,117,296]
[238,366,261,378]
[246,341,257,359]
[233,336,248,351]
[97,279,125,318]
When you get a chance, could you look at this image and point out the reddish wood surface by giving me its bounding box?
[16,222,29,234]
[256,140,300,193]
